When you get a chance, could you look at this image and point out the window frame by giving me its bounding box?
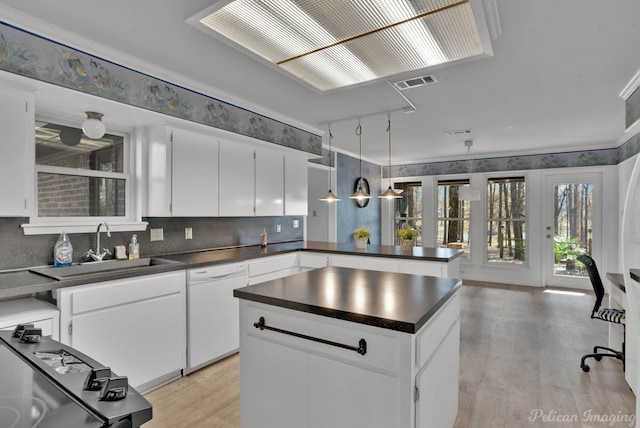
[484,174,528,267]
[22,115,146,235]
[392,180,423,246]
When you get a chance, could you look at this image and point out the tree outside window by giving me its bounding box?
[437,180,470,259]
[487,177,526,264]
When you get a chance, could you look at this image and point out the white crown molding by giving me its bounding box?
[620,68,640,100]
[0,4,323,136]
[482,0,502,40]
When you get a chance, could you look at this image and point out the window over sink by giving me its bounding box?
[23,118,146,235]
[36,122,126,217]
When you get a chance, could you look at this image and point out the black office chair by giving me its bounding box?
[577,254,625,373]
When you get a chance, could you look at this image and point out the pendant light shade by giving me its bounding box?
[82,111,106,139]
[351,187,371,200]
[459,184,481,201]
[459,140,481,201]
[379,115,402,199]
[319,189,341,202]
[319,125,341,202]
[380,186,402,199]
[350,123,371,200]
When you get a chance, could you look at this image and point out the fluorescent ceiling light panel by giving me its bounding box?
[196,0,491,91]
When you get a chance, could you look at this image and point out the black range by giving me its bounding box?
[0,329,151,428]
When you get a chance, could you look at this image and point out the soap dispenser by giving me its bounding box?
[260,228,267,248]
[129,234,139,260]
[54,231,73,267]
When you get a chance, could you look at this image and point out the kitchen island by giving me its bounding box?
[234,266,462,428]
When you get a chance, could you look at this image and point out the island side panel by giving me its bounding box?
[413,293,461,428]
[238,300,413,428]
[237,289,461,428]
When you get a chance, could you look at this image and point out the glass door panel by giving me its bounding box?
[552,183,593,278]
[545,173,600,289]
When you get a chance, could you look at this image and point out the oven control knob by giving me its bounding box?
[99,376,129,401]
[12,324,34,338]
[83,367,112,391]
[19,328,42,343]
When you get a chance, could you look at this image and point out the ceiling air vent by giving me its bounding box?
[391,75,438,90]
[445,129,472,136]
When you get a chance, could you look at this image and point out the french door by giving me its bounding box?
[544,172,601,289]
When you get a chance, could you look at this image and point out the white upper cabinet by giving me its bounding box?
[171,128,219,216]
[219,139,256,216]
[147,125,309,217]
[284,154,308,216]
[146,125,173,217]
[255,147,284,216]
[146,125,219,217]
[0,85,34,216]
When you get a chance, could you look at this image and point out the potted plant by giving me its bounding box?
[353,227,371,249]
[397,227,414,250]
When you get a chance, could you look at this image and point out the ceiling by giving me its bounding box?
[1,0,640,165]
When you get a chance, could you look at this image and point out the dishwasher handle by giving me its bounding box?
[188,264,247,283]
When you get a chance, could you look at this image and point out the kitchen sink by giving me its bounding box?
[29,257,182,280]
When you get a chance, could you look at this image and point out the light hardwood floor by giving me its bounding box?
[144,283,635,428]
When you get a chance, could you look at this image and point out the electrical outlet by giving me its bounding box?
[185,227,192,240]
[276,224,281,233]
[150,228,163,241]
[293,219,299,228]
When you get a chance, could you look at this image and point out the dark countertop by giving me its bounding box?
[0,240,463,300]
[630,269,640,284]
[234,266,461,334]
[606,272,626,293]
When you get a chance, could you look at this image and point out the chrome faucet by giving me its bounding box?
[85,221,112,261]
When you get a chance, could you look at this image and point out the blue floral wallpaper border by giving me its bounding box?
[627,87,640,131]
[386,133,640,178]
[309,148,333,167]
[0,21,322,155]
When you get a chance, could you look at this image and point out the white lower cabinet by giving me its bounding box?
[298,252,329,271]
[330,254,400,273]
[328,253,459,278]
[239,293,460,428]
[0,297,59,340]
[248,253,299,285]
[57,271,186,392]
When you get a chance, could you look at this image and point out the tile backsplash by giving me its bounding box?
[0,216,304,271]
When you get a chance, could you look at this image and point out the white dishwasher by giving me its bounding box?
[187,262,248,373]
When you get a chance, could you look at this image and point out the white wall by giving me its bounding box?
[307,164,337,242]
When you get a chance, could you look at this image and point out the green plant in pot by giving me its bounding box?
[353,227,371,249]
[397,227,414,250]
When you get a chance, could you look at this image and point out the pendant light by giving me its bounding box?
[459,140,481,201]
[379,114,402,199]
[319,125,341,202]
[350,122,371,200]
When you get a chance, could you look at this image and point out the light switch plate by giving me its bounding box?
[293,219,299,228]
[276,224,281,233]
[150,228,163,241]
[185,227,192,240]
